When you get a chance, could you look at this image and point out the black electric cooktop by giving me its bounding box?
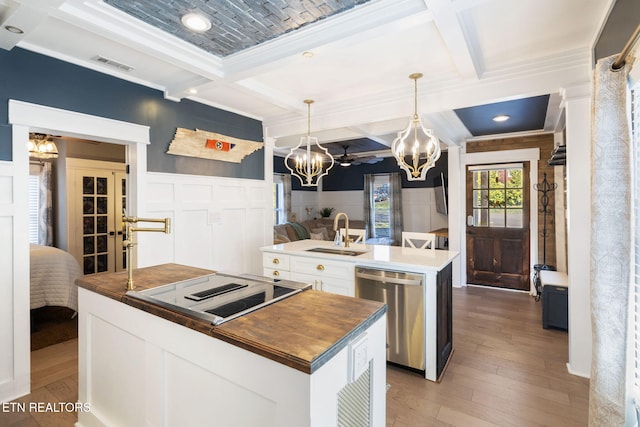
[126,272,310,325]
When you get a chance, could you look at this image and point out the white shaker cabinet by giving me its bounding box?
[262,252,355,297]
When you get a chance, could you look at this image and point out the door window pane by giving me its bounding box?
[471,165,524,229]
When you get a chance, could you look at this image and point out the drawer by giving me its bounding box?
[262,252,290,270]
[290,256,355,279]
[262,268,290,280]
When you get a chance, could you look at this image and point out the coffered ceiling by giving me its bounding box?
[0,0,614,157]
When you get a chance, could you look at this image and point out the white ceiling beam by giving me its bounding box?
[0,0,65,50]
[422,0,481,80]
[222,0,429,81]
[53,0,224,81]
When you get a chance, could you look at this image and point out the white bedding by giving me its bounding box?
[30,244,82,311]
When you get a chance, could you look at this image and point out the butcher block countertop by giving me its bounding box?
[76,263,386,374]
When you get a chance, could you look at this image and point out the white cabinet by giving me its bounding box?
[262,253,290,280]
[262,251,355,297]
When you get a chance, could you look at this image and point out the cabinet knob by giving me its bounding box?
[317,264,325,271]
[272,258,279,264]
[272,270,280,276]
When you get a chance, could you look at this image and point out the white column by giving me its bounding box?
[448,145,464,287]
[563,84,592,378]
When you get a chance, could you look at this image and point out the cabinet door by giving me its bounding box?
[290,272,320,291]
[436,263,453,378]
[319,276,353,297]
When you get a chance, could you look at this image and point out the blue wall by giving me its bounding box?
[0,48,264,179]
[274,152,448,191]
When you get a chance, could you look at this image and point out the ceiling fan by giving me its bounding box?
[336,145,383,167]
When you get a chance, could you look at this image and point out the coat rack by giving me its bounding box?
[532,173,557,300]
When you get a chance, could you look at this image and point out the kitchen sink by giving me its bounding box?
[305,247,367,256]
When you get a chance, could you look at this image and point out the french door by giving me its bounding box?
[67,159,126,275]
[466,163,530,290]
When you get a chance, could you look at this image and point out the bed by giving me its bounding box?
[30,244,82,311]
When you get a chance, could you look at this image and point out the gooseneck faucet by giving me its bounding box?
[333,212,350,247]
[122,215,171,290]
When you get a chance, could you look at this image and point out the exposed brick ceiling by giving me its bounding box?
[104,0,373,57]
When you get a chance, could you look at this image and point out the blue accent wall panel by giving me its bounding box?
[0,48,263,179]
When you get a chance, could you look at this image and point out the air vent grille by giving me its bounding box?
[91,55,134,72]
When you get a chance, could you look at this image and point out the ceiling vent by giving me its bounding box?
[91,55,134,72]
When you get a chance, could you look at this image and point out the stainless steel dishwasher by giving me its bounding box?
[355,267,425,371]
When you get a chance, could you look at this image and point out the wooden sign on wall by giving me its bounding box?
[166,128,263,163]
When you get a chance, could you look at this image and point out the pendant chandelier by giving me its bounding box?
[284,100,334,187]
[28,133,58,159]
[391,73,441,181]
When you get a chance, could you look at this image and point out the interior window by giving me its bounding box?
[472,166,524,228]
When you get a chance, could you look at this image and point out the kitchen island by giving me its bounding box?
[75,263,386,427]
[261,240,459,381]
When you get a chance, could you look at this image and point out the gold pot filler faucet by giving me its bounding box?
[122,214,171,290]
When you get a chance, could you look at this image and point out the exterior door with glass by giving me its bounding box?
[466,163,530,290]
[67,159,126,275]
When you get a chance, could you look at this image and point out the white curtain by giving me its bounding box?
[589,54,631,426]
[363,174,374,238]
[38,161,54,246]
[389,172,403,244]
[282,173,292,221]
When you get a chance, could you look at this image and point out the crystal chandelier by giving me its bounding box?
[28,134,58,159]
[284,100,334,187]
[391,73,441,181]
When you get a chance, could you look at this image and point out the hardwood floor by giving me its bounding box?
[386,285,589,426]
[2,285,588,426]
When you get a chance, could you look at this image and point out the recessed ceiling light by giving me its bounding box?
[302,51,314,58]
[188,88,198,95]
[5,25,24,34]
[181,12,211,32]
[492,114,510,122]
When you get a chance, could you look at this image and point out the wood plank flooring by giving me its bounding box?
[2,285,588,426]
[386,285,589,426]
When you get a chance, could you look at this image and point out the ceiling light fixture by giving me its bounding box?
[28,134,58,159]
[302,51,314,58]
[492,114,510,122]
[391,73,441,181]
[285,100,335,187]
[5,25,24,34]
[180,12,212,32]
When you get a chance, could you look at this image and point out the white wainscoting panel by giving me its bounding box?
[138,173,270,275]
[0,216,14,384]
[402,188,448,233]
[319,190,365,221]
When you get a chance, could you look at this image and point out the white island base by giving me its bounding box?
[76,287,386,427]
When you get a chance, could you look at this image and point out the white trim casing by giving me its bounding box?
[3,100,150,401]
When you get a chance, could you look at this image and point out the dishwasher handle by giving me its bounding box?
[355,268,423,286]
